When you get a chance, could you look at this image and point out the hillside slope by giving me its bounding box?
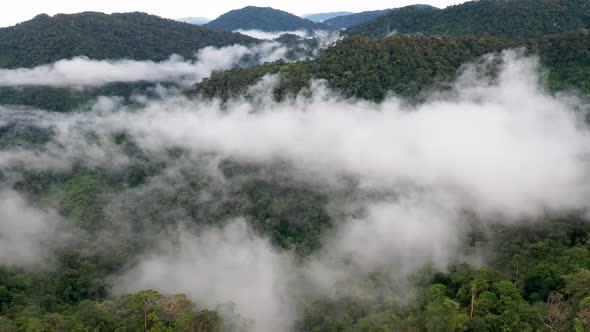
[323,9,391,29]
[303,12,354,22]
[0,12,257,68]
[188,29,590,101]
[346,0,590,37]
[206,6,334,32]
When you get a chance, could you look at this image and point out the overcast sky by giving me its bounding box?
[1,0,465,27]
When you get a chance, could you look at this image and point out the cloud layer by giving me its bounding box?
[0,43,290,88]
[0,190,69,268]
[1,50,589,331]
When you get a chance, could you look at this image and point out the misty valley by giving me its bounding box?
[0,1,590,331]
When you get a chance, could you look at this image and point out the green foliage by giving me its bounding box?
[0,12,257,68]
[45,173,115,231]
[0,82,173,112]
[1,6,590,330]
[345,0,590,38]
[0,287,221,331]
[240,179,332,255]
[188,30,590,101]
[298,221,590,331]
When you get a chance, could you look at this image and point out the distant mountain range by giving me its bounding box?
[176,17,210,25]
[346,0,590,37]
[322,9,391,29]
[0,12,257,68]
[303,12,353,22]
[206,6,334,32]
[308,5,435,30]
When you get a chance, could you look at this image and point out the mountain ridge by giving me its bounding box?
[0,11,258,68]
[303,12,354,22]
[206,6,335,32]
[323,9,391,29]
[346,0,590,37]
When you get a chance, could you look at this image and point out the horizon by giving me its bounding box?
[1,0,465,28]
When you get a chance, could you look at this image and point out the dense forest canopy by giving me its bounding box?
[1,0,590,331]
[187,29,590,101]
[345,0,590,37]
[206,6,334,32]
[0,12,258,68]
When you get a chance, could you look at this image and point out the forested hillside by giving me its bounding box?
[206,6,333,32]
[1,1,590,331]
[322,9,391,29]
[0,12,257,68]
[188,29,590,101]
[346,0,590,38]
[303,12,353,23]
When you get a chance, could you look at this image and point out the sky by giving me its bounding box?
[1,0,466,27]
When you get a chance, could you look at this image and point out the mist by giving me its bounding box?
[114,220,296,331]
[99,51,589,218]
[0,42,292,88]
[235,29,341,50]
[0,189,70,268]
[234,29,309,40]
[1,50,589,330]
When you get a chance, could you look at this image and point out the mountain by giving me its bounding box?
[0,12,257,68]
[176,16,210,25]
[187,29,590,101]
[206,6,334,32]
[303,12,354,22]
[346,0,590,38]
[323,9,391,29]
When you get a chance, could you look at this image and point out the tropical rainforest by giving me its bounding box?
[345,0,590,38]
[0,12,257,69]
[188,30,590,101]
[0,0,590,331]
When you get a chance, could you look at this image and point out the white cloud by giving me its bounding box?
[2,50,589,330]
[0,43,291,88]
[0,190,70,268]
[113,219,296,332]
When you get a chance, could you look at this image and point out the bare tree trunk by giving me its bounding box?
[470,286,476,318]
[538,293,566,332]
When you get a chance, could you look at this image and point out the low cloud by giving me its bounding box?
[234,29,341,50]
[1,50,589,330]
[234,29,309,40]
[0,43,289,88]
[0,190,70,268]
[113,219,296,332]
[102,51,590,219]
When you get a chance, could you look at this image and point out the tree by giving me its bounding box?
[157,294,193,322]
[41,313,68,332]
[116,290,164,332]
[74,300,116,331]
[564,269,590,304]
[424,284,465,332]
[577,296,590,329]
[469,273,490,318]
[510,254,526,287]
[0,317,16,332]
[538,292,568,332]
